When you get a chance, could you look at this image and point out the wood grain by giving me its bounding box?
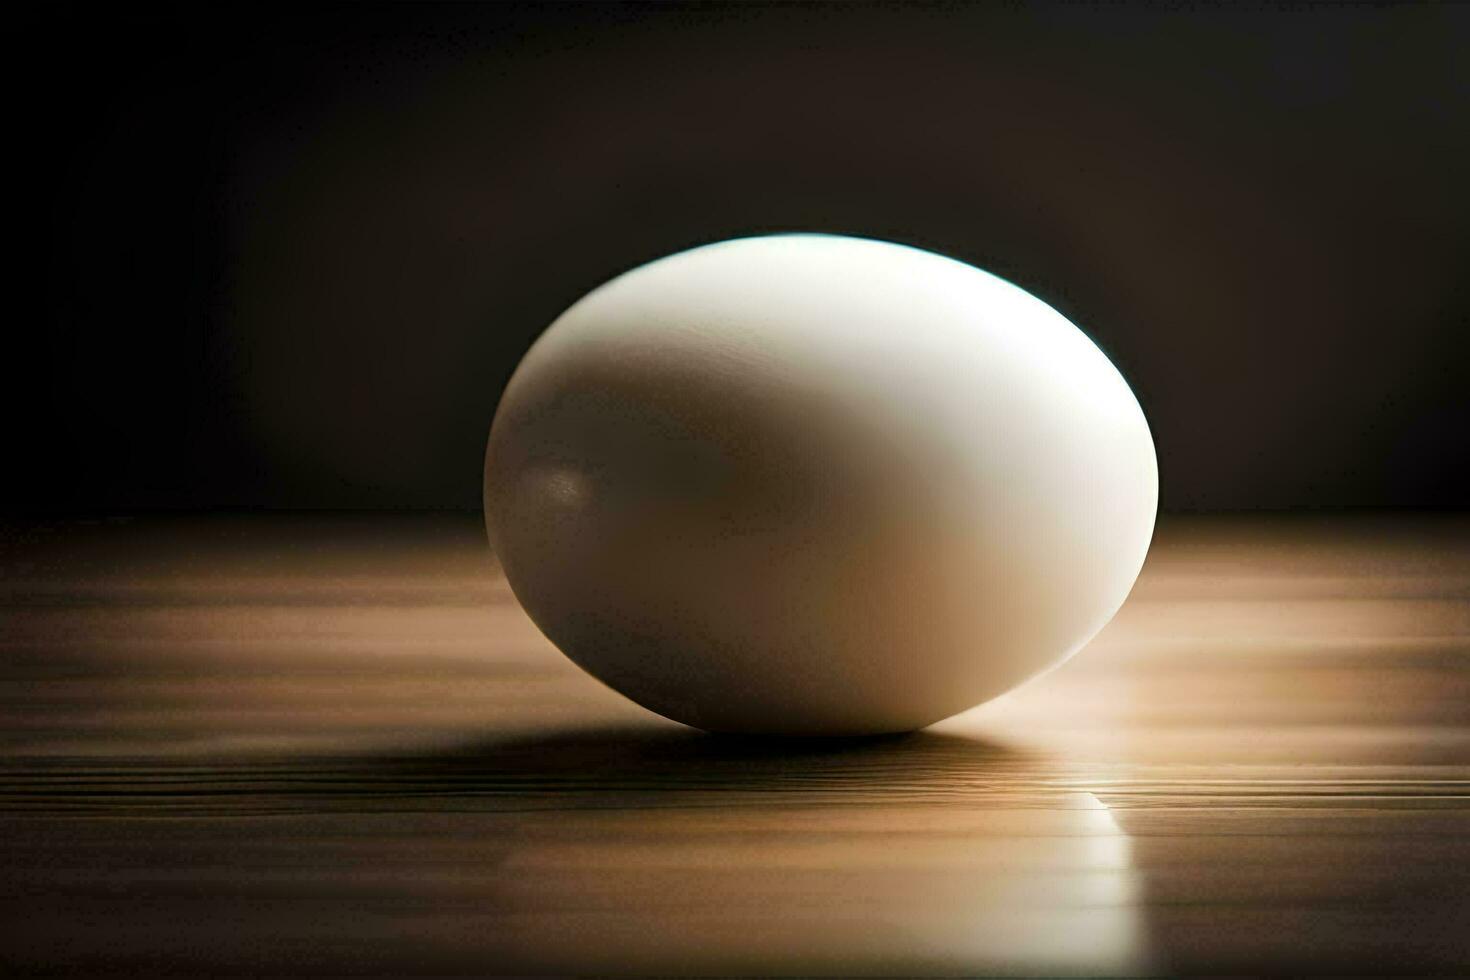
[2,513,1467,975]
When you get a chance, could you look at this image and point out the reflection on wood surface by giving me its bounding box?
[1,514,1467,974]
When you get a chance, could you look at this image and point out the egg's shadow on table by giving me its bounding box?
[356,724,1049,809]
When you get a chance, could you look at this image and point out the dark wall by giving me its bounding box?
[20,3,1470,514]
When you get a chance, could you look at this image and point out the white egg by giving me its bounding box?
[485,234,1157,735]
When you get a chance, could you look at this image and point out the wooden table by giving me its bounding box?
[2,513,1467,975]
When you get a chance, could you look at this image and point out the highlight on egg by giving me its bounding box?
[485,234,1158,735]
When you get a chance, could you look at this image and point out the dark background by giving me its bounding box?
[19,2,1469,515]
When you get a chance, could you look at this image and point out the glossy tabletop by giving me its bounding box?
[2,513,1467,975]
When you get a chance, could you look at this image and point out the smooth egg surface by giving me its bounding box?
[485,234,1157,735]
